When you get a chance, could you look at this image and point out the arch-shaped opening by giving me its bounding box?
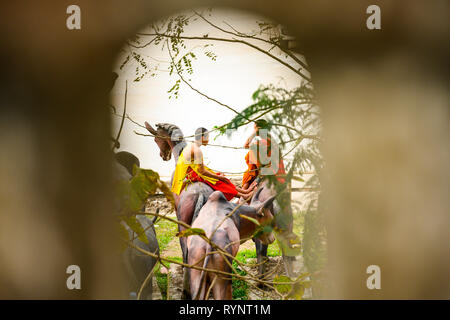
[110,7,324,300]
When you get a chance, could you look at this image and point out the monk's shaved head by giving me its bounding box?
[195,127,208,142]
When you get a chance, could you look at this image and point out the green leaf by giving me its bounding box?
[275,232,302,256]
[126,167,160,212]
[252,224,273,239]
[292,175,304,182]
[239,214,260,226]
[273,275,291,294]
[295,272,311,282]
[176,228,206,237]
[122,215,148,244]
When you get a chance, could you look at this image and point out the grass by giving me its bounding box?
[154,256,183,300]
[153,216,179,300]
[155,265,168,300]
[232,261,248,300]
[153,216,178,252]
[235,243,281,263]
[167,256,183,264]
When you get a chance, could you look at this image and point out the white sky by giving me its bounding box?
[111,8,307,179]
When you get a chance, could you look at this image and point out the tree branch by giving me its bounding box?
[137,32,311,82]
[111,80,127,150]
[192,10,310,74]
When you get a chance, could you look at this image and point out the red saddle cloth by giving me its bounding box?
[185,168,238,201]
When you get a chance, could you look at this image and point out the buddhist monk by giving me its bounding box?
[242,119,286,189]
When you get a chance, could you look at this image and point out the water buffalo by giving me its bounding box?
[188,190,276,300]
[113,152,159,300]
[249,180,297,279]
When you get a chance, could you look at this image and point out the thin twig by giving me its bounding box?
[192,10,310,74]
[137,254,158,300]
[112,80,127,150]
[205,275,218,299]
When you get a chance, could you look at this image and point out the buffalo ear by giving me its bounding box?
[263,195,277,209]
[256,195,276,216]
[144,121,158,135]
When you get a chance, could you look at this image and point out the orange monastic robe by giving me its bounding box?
[242,136,286,186]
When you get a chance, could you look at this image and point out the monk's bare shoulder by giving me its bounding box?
[192,144,203,164]
[182,143,192,162]
[183,143,203,163]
